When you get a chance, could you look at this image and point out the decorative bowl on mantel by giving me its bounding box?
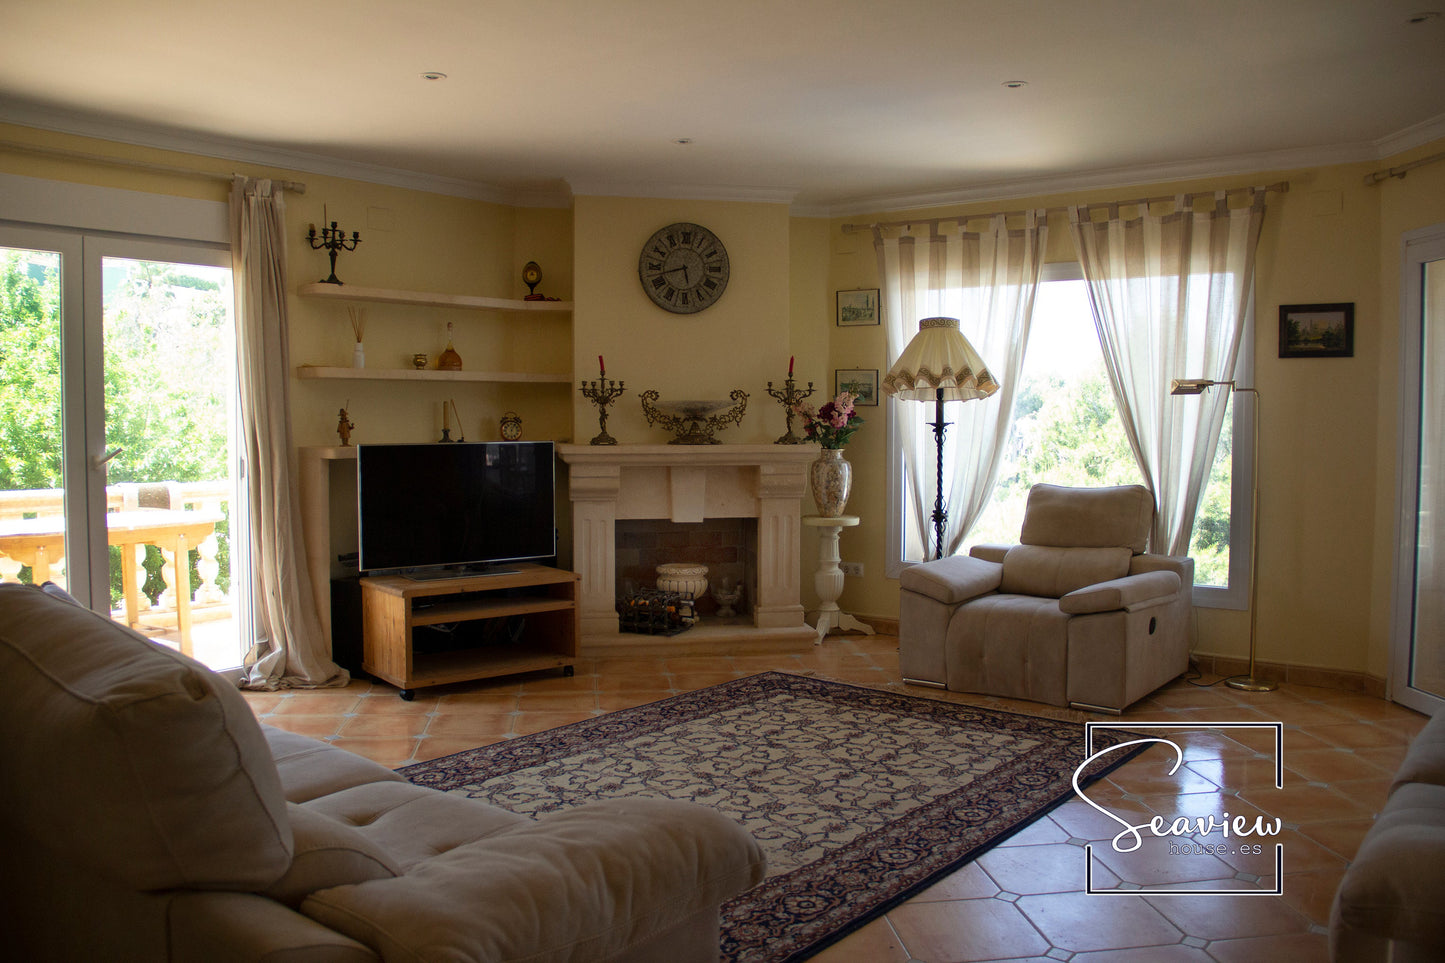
[639,389,749,444]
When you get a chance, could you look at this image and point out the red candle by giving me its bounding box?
[599,355,605,378]
[788,355,794,377]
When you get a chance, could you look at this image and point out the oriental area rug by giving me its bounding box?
[400,672,1142,963]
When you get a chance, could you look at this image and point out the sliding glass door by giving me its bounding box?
[1393,223,1445,715]
[0,225,248,670]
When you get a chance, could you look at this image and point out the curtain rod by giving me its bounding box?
[841,180,1289,234]
[1364,151,1445,185]
[0,139,307,194]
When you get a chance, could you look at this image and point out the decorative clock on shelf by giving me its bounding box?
[638,222,730,314]
[500,411,523,441]
[522,261,543,300]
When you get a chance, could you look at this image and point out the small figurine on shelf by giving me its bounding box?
[337,406,355,446]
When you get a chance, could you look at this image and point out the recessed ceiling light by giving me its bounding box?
[1406,11,1440,24]
[421,71,448,81]
[1002,80,1029,89]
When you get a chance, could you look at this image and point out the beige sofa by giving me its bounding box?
[898,484,1193,713]
[1330,709,1445,962]
[0,582,765,962]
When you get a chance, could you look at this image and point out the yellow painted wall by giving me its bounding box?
[571,196,794,445]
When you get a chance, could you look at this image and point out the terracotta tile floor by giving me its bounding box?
[241,634,1427,963]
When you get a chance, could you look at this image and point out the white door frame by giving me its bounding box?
[1391,222,1445,716]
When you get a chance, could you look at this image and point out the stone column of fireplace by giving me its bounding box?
[564,459,623,638]
[557,444,817,649]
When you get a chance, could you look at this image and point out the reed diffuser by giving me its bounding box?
[348,306,366,368]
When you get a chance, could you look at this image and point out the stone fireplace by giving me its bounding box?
[556,444,817,653]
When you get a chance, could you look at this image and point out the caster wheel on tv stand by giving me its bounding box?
[563,665,574,677]
[399,689,416,701]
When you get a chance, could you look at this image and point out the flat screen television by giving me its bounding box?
[357,441,555,578]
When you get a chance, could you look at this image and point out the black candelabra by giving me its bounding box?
[307,220,361,285]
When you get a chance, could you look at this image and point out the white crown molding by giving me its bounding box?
[5,98,1441,218]
[1374,111,1445,160]
[820,113,1445,218]
[821,143,1381,219]
[567,179,798,206]
[0,99,514,204]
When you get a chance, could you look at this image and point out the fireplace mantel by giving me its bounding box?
[557,444,817,652]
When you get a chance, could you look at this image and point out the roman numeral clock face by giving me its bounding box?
[638,222,730,314]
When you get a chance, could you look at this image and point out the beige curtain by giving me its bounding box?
[230,177,347,689]
[876,211,1047,557]
[1067,190,1266,556]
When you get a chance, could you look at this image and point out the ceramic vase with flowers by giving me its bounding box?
[794,391,864,517]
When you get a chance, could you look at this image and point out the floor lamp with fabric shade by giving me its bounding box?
[1169,378,1276,693]
[882,317,999,560]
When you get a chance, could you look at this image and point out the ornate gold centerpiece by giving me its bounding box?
[639,390,748,444]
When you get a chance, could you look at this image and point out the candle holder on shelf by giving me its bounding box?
[639,390,748,445]
[306,219,362,285]
[580,377,626,445]
[766,377,815,444]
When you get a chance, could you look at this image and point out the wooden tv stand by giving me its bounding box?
[360,563,579,700]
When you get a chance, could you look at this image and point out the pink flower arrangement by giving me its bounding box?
[793,392,865,449]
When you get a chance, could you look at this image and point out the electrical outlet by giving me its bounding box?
[839,561,864,578]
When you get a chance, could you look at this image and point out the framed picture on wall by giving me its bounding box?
[835,368,879,406]
[836,288,880,326]
[1279,302,1354,358]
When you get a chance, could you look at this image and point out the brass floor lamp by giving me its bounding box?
[1169,378,1275,692]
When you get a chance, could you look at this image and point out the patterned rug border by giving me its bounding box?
[400,672,1147,962]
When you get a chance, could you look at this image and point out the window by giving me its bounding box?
[888,262,1252,608]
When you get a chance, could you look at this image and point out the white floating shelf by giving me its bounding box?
[296,366,572,384]
[299,282,573,312]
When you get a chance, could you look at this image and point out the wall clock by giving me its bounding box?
[638,222,730,314]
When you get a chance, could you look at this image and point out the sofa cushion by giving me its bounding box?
[264,804,401,908]
[265,725,407,803]
[1392,711,1445,793]
[1000,545,1133,598]
[300,798,765,963]
[1059,570,1183,615]
[900,554,1002,605]
[303,781,530,871]
[1019,484,1153,553]
[1331,781,1445,950]
[0,583,291,891]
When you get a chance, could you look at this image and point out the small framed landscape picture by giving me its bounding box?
[1279,302,1354,358]
[836,288,881,327]
[835,368,879,406]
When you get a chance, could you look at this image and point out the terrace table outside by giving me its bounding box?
[0,509,222,655]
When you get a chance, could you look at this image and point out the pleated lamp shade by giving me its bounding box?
[882,317,1000,401]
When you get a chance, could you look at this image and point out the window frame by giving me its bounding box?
[885,260,1254,610]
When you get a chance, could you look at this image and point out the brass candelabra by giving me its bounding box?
[766,377,815,444]
[580,378,626,445]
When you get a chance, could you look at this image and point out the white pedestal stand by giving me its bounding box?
[802,514,876,645]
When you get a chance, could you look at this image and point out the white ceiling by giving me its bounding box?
[1,0,1443,214]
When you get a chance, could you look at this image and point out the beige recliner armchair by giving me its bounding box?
[898,483,1193,713]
